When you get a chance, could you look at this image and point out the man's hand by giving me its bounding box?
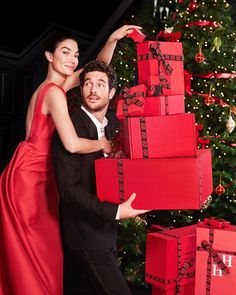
[119,193,150,220]
[100,137,112,154]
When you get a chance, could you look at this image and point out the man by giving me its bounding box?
[52,60,148,295]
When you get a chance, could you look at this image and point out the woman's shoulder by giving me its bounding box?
[40,82,66,96]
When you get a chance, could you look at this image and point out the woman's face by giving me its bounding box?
[50,39,79,76]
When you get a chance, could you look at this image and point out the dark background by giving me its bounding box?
[1,0,236,53]
[0,0,125,52]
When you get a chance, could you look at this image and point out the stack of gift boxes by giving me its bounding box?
[146,218,236,294]
[94,30,221,294]
[95,31,212,210]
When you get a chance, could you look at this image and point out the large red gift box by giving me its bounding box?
[151,282,194,295]
[143,95,185,116]
[195,221,236,295]
[116,84,146,120]
[95,149,213,210]
[122,113,197,159]
[145,225,196,291]
[137,41,184,93]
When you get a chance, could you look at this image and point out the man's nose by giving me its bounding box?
[90,84,97,92]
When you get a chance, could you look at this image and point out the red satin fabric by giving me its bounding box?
[0,83,63,295]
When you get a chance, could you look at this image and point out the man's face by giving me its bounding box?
[81,71,115,112]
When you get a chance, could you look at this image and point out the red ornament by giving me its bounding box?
[195,52,205,63]
[215,184,225,196]
[204,95,215,106]
[188,1,199,12]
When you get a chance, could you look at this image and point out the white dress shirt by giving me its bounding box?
[81,106,120,219]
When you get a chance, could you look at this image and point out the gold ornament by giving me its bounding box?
[226,114,236,133]
[230,106,236,115]
[165,27,173,34]
[212,36,222,52]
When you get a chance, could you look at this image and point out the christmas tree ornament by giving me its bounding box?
[230,105,236,115]
[215,184,225,196]
[226,113,236,133]
[212,36,222,52]
[195,43,205,63]
[204,95,215,106]
[188,0,199,12]
[195,52,205,63]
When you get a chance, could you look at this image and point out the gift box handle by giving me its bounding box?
[203,217,230,228]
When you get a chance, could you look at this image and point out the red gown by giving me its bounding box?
[0,83,63,295]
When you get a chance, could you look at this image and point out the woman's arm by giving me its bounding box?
[46,86,111,154]
[62,25,142,92]
[96,24,142,64]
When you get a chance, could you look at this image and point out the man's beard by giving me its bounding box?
[83,99,108,113]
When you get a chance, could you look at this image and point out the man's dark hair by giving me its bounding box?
[80,60,118,90]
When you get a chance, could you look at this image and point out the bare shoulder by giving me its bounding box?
[44,84,66,101]
[42,84,67,114]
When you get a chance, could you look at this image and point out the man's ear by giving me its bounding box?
[109,88,116,100]
[45,51,53,62]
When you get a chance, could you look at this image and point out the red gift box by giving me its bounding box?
[95,149,213,210]
[149,224,174,233]
[195,221,236,295]
[151,282,194,295]
[116,84,146,120]
[145,225,196,290]
[137,41,184,94]
[147,75,184,96]
[143,96,185,116]
[127,28,146,43]
[122,113,197,159]
[203,217,230,229]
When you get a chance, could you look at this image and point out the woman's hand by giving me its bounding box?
[109,25,143,42]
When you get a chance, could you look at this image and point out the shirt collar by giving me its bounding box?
[81,105,108,129]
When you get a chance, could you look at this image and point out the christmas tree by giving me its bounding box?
[111,0,236,287]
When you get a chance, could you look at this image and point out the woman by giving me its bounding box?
[0,25,141,295]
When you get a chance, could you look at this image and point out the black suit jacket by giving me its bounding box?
[52,108,119,251]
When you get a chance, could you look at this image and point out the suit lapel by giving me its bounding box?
[104,125,112,140]
[77,108,98,140]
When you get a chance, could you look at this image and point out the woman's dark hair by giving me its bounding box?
[43,30,78,53]
[80,60,118,90]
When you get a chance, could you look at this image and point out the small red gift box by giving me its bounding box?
[116,84,146,120]
[195,221,236,295]
[151,282,194,295]
[147,75,184,96]
[137,41,184,93]
[143,96,185,116]
[95,149,213,210]
[127,28,146,43]
[122,113,197,159]
[203,217,230,229]
[145,225,196,290]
